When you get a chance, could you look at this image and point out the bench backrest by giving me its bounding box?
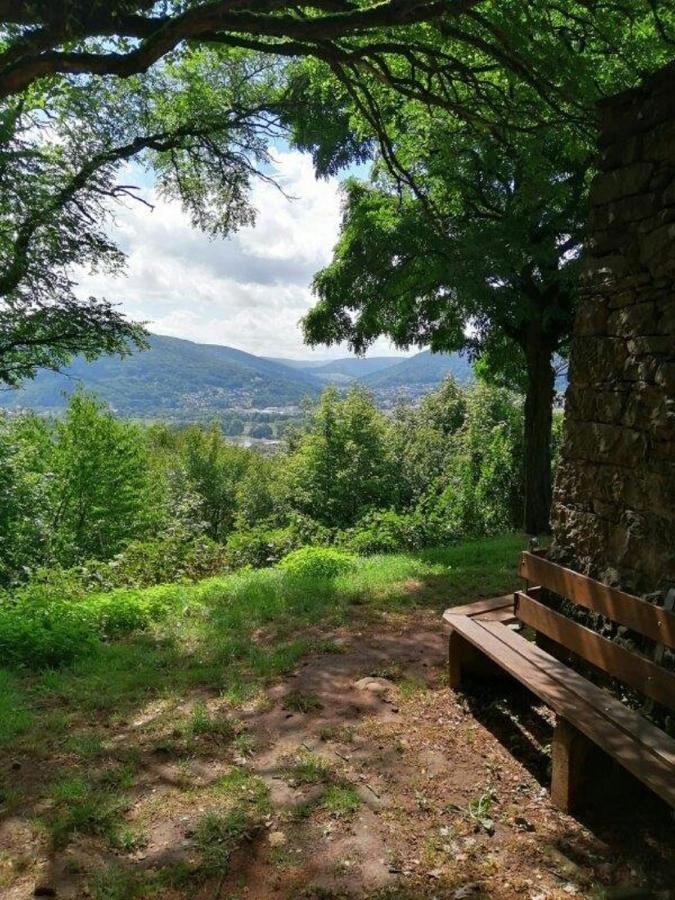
[516,551,675,710]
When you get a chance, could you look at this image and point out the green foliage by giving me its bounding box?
[322,783,361,818]
[181,424,253,541]
[281,387,398,528]
[51,391,158,563]
[278,547,356,580]
[0,378,531,598]
[0,413,54,582]
[0,578,185,669]
[341,510,428,555]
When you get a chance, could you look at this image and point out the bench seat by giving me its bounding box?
[444,606,675,811]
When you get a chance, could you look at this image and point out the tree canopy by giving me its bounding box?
[1,0,674,386]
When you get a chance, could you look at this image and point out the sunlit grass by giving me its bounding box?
[2,535,524,759]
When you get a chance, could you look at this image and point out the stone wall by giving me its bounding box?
[551,62,675,595]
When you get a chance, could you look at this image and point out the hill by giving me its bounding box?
[0,334,320,419]
[266,356,403,381]
[360,350,473,389]
[0,337,476,424]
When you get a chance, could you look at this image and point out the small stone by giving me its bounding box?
[514,815,535,832]
[453,884,481,899]
[354,677,395,694]
[268,830,287,847]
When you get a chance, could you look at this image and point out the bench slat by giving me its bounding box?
[479,619,675,768]
[519,552,675,648]
[443,595,514,620]
[515,591,675,710]
[446,615,675,806]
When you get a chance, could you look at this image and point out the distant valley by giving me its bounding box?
[0,333,473,440]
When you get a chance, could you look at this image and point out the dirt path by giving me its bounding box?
[2,614,674,899]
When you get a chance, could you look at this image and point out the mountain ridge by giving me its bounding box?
[0,333,473,421]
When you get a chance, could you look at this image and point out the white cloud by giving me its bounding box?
[74,149,407,360]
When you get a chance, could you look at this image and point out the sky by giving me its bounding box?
[75,149,409,361]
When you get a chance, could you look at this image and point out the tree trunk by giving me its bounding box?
[523,336,556,535]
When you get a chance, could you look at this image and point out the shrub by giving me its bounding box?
[340,510,430,554]
[79,528,227,590]
[277,547,355,579]
[226,526,298,569]
[0,595,98,669]
[0,578,187,669]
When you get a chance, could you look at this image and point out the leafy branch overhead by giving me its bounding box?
[1,0,674,385]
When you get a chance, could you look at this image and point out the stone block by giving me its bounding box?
[590,163,654,206]
[606,301,658,336]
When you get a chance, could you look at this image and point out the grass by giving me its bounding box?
[0,670,32,744]
[322,783,361,818]
[0,535,524,894]
[283,691,324,713]
[5,534,523,730]
[285,751,333,785]
[46,775,130,849]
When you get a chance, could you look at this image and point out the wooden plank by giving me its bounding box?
[518,552,675,648]
[445,615,675,806]
[550,718,593,813]
[475,607,519,624]
[515,591,675,710]
[443,595,514,622]
[479,620,675,769]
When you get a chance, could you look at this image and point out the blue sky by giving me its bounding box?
[74,148,409,360]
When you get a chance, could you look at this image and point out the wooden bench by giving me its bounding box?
[443,551,675,813]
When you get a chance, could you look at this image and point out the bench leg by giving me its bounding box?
[448,629,501,689]
[550,718,592,813]
[448,629,467,689]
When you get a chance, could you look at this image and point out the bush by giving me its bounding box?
[79,528,227,591]
[277,547,356,579]
[340,510,430,554]
[0,595,98,669]
[0,578,187,669]
[226,526,299,569]
[226,515,332,569]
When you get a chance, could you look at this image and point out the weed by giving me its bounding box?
[319,724,354,743]
[112,826,148,853]
[187,702,235,741]
[322,783,360,818]
[212,767,271,815]
[64,731,105,759]
[399,676,427,699]
[467,790,497,834]
[193,808,256,873]
[285,751,332,785]
[233,731,257,757]
[283,691,323,713]
[367,662,403,681]
[46,776,128,849]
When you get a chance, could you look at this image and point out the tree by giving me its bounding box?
[282,4,673,533]
[1,0,671,389]
[282,387,396,528]
[304,122,586,533]
[0,49,289,384]
[51,391,155,561]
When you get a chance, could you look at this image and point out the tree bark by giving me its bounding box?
[523,333,556,535]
